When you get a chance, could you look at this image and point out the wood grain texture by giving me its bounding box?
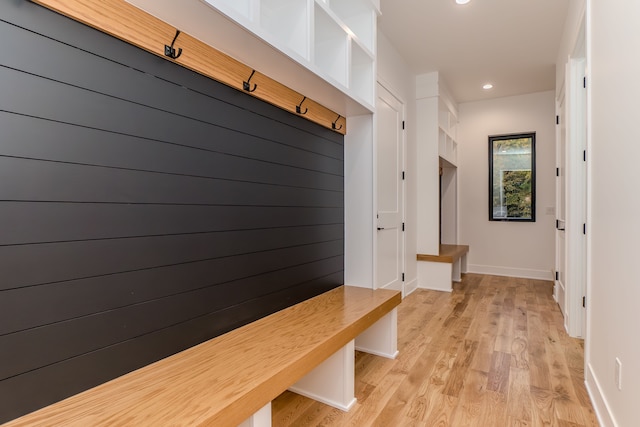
[4,286,400,427]
[273,274,599,427]
[416,244,469,263]
[30,0,347,134]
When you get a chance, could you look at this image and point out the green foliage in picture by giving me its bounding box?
[503,170,532,218]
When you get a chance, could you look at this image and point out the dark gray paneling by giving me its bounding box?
[0,272,342,423]
[0,216,343,289]
[0,255,343,381]
[0,0,345,423]
[0,225,343,335]
[0,58,344,196]
[1,108,343,175]
[0,17,343,157]
[0,157,343,206]
[0,113,344,192]
[0,71,344,173]
[0,202,343,246]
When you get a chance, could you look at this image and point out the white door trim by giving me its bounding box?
[374,81,406,294]
[560,16,588,339]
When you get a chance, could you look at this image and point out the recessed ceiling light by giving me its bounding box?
[456,0,471,4]
[483,83,494,90]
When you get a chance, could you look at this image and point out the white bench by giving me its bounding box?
[417,244,469,292]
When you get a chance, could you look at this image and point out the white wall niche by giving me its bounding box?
[329,0,375,53]
[203,0,255,23]
[260,0,310,60]
[350,41,374,106]
[313,3,349,88]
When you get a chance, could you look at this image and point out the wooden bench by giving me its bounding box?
[417,244,469,292]
[4,286,401,427]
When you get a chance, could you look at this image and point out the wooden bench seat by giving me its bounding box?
[417,244,469,264]
[417,244,469,292]
[5,286,401,427]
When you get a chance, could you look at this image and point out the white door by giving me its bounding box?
[376,83,404,292]
[566,55,588,338]
[555,91,567,318]
[557,23,587,339]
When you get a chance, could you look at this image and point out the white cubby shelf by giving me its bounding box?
[203,0,378,109]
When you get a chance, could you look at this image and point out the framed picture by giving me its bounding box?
[489,132,536,222]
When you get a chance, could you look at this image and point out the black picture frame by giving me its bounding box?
[488,132,536,222]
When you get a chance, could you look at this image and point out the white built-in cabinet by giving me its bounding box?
[202,0,378,109]
[416,73,458,168]
[437,99,458,166]
[415,72,461,292]
[125,0,378,115]
[416,72,459,255]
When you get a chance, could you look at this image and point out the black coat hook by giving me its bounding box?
[243,70,257,92]
[164,29,183,59]
[332,114,343,130]
[296,96,308,115]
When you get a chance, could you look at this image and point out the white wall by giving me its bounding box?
[415,73,447,258]
[458,91,556,280]
[556,0,586,97]
[344,114,374,289]
[376,31,417,295]
[584,1,640,425]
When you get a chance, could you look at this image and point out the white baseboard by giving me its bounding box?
[418,284,453,293]
[288,386,356,412]
[467,264,553,281]
[354,346,399,359]
[404,278,418,297]
[585,362,617,427]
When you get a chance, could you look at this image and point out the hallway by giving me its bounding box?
[273,274,598,426]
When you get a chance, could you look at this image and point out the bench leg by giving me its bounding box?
[288,340,356,411]
[417,261,454,292]
[355,308,398,359]
[453,253,468,282]
[452,258,462,282]
[238,402,271,427]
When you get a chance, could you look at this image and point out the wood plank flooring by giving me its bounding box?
[272,273,599,426]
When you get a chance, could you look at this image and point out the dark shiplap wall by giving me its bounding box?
[0,1,344,422]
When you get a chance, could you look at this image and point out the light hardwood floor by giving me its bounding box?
[272,274,599,426]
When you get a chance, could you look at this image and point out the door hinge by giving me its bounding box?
[556,115,559,125]
[582,296,586,307]
[555,271,559,281]
[402,273,405,281]
[556,167,560,177]
[402,222,405,232]
[402,171,405,180]
[402,121,405,130]
[583,223,587,235]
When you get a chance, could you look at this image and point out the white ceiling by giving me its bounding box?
[378,0,571,103]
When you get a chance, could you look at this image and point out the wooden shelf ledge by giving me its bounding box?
[417,244,469,264]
